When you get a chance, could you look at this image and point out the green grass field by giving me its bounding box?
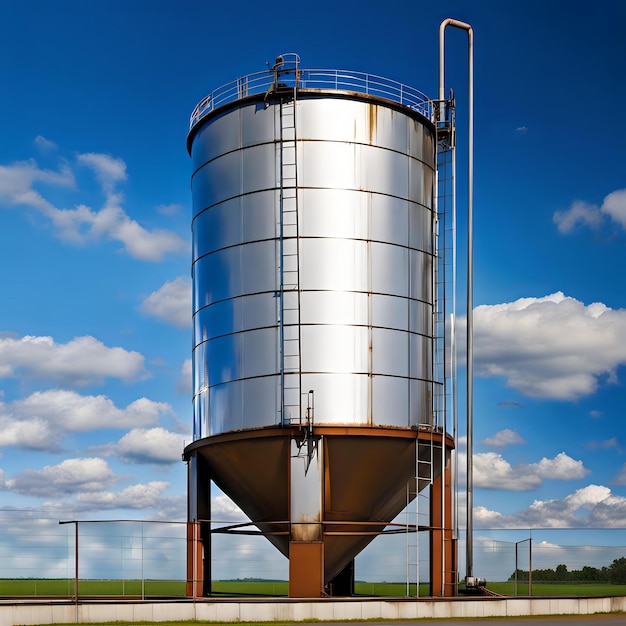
[2,578,626,598]
[481,581,626,597]
[0,578,186,597]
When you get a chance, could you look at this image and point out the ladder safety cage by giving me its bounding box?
[405,94,456,597]
[274,54,304,426]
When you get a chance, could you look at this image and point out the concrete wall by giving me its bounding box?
[1,596,625,626]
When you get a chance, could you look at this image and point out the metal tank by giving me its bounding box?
[184,54,456,597]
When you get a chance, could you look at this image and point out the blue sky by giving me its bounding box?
[0,0,625,583]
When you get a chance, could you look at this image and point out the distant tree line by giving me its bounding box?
[510,557,626,584]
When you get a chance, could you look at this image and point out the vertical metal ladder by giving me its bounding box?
[406,96,456,596]
[279,84,302,425]
[406,429,435,596]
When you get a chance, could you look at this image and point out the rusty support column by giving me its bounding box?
[289,436,324,597]
[186,453,211,597]
[289,541,324,597]
[430,457,456,596]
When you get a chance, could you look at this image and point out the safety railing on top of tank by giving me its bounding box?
[189,67,433,130]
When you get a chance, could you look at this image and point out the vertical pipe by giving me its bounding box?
[451,126,458,546]
[439,17,474,581]
[75,521,79,618]
[141,521,145,601]
[529,536,533,596]
[515,542,518,596]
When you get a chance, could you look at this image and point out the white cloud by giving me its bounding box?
[77,152,127,192]
[2,458,117,497]
[0,155,186,261]
[0,390,172,451]
[553,200,604,233]
[553,188,626,233]
[105,427,186,465]
[0,159,74,213]
[34,135,58,151]
[483,429,526,448]
[0,415,57,451]
[468,292,626,399]
[474,484,626,528]
[212,492,248,522]
[74,480,170,510]
[141,277,191,327]
[0,334,146,386]
[474,452,542,490]
[474,451,588,490]
[533,453,589,480]
[85,200,187,261]
[601,189,626,228]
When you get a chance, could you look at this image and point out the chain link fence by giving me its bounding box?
[1,511,626,598]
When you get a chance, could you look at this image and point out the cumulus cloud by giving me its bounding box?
[0,334,146,386]
[474,484,626,528]
[474,453,541,490]
[103,427,186,465]
[140,277,191,328]
[83,200,186,261]
[73,480,170,510]
[212,492,248,522]
[474,451,589,490]
[468,292,626,399]
[0,154,186,261]
[483,429,526,449]
[553,188,626,233]
[2,458,117,497]
[0,390,172,451]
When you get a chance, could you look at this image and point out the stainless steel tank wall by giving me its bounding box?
[191,94,436,438]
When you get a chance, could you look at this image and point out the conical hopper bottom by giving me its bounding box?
[187,427,447,588]
[322,432,442,582]
[192,432,290,556]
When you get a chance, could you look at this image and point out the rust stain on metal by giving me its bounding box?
[368,103,377,144]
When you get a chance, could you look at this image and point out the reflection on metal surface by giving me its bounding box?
[191,91,435,436]
[185,426,453,584]
[186,66,449,595]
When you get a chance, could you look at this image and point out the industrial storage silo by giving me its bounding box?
[184,54,456,598]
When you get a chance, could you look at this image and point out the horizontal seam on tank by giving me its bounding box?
[193,322,433,346]
[192,237,436,267]
[191,187,434,224]
[193,290,433,316]
[192,371,436,397]
[190,138,435,181]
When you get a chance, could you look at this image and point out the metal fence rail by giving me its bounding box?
[189,65,433,129]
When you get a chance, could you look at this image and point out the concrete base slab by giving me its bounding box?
[0,596,625,626]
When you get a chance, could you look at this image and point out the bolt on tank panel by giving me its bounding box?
[190,93,436,438]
